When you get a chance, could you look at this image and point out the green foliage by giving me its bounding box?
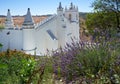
[92,0,120,31]
[0,50,54,84]
[0,50,37,84]
[92,0,120,12]
[86,11,118,42]
[40,57,54,84]
[0,43,2,48]
[86,12,116,34]
[86,0,120,41]
[0,41,119,84]
[0,49,53,84]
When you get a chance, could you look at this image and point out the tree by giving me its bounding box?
[86,0,120,41]
[86,11,117,41]
[92,0,120,32]
[86,12,116,32]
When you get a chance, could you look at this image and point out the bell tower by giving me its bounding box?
[65,2,79,23]
[64,3,80,43]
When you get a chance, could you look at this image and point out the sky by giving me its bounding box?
[0,0,94,16]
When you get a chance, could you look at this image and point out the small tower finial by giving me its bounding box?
[70,2,73,9]
[28,8,30,11]
[58,2,62,9]
[8,9,10,12]
[57,2,63,16]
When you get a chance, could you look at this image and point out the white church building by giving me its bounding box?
[0,2,80,55]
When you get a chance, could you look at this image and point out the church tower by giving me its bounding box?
[5,9,14,28]
[65,2,80,42]
[22,8,36,55]
[65,2,79,22]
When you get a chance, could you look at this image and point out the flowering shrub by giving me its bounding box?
[0,50,45,84]
[52,40,120,83]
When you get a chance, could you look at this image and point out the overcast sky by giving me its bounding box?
[0,0,94,15]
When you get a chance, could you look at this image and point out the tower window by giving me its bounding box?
[69,14,72,21]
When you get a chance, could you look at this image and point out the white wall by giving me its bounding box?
[35,14,80,55]
[0,12,80,56]
[35,16,58,55]
[57,15,67,48]
[0,29,23,51]
[65,18,80,45]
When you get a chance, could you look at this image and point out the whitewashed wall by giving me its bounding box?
[57,16,67,48]
[35,16,58,55]
[0,29,23,51]
[0,13,80,55]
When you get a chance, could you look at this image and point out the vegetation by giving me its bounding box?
[51,1,120,83]
[86,0,120,41]
[0,37,120,84]
[0,0,119,84]
[0,50,48,84]
[0,44,2,48]
[86,12,117,33]
[92,0,120,32]
[52,38,120,83]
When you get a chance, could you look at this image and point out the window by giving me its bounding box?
[69,14,72,21]
[46,30,57,40]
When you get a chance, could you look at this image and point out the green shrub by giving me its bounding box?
[0,50,53,84]
[0,50,37,84]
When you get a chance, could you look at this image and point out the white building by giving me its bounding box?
[0,2,80,55]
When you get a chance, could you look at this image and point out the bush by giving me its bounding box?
[52,39,120,83]
[0,50,37,84]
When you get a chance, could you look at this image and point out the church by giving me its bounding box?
[0,2,80,55]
